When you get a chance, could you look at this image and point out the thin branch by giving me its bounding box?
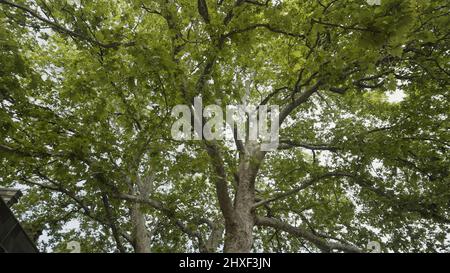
[253,172,352,209]
[223,23,306,40]
[0,0,135,48]
[278,139,339,151]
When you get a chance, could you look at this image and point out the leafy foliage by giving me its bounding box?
[0,0,448,253]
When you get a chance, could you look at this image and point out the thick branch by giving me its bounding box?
[255,216,362,253]
[204,142,235,222]
[101,193,127,253]
[116,193,209,251]
[197,0,210,24]
[280,80,322,124]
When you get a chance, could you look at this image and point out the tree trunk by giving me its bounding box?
[128,173,153,253]
[223,201,254,252]
[224,145,264,253]
[131,202,151,253]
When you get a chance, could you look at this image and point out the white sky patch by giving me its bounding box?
[387,90,406,103]
[62,219,81,233]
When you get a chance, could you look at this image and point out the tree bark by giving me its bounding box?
[129,174,153,253]
[224,143,265,253]
[131,202,151,253]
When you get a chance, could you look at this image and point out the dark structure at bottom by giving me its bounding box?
[0,188,38,253]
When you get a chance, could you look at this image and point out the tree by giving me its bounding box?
[0,0,448,253]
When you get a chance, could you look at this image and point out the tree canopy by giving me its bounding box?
[0,0,448,253]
